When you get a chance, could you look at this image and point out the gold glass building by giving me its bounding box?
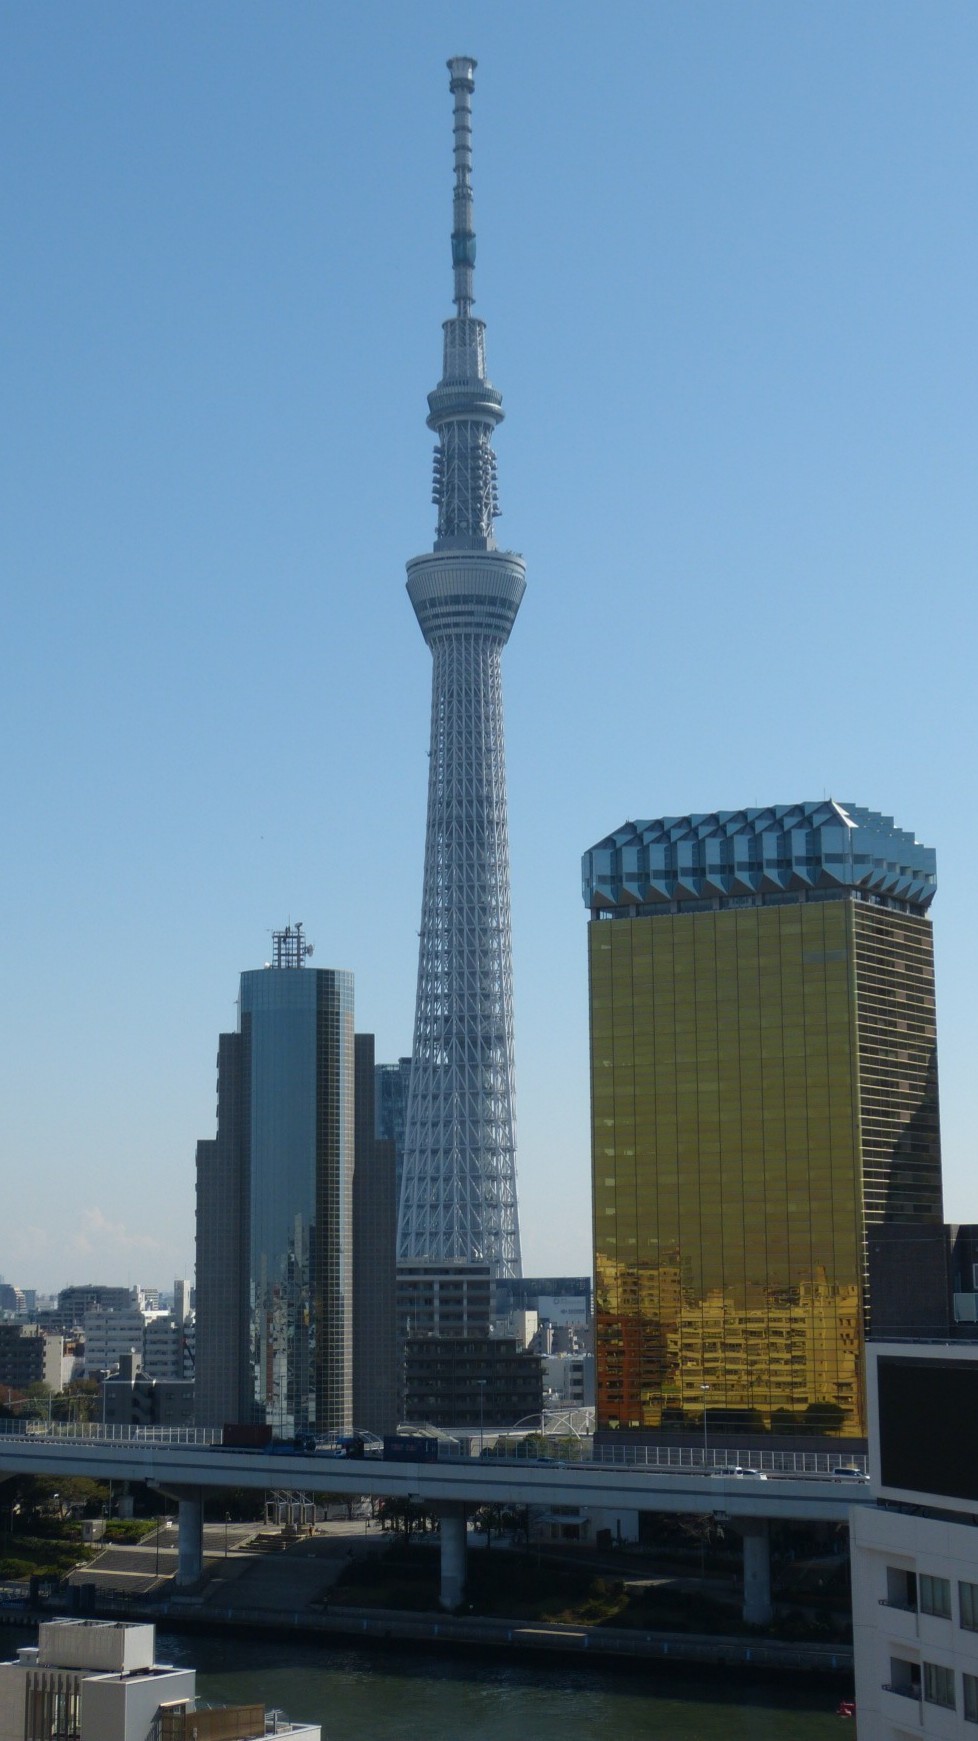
[584,803,942,1447]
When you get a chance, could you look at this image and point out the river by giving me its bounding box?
[165,1630,848,1739]
[1,1623,848,1736]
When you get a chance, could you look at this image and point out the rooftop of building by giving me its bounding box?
[583,800,936,917]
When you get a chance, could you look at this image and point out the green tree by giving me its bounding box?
[52,1381,99,1425]
[378,1496,434,1539]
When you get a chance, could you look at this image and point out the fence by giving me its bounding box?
[589,1442,868,1475]
[0,1422,220,1446]
[0,1421,867,1475]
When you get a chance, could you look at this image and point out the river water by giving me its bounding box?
[2,1623,847,1737]
[164,1629,846,1739]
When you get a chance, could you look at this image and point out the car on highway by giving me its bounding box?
[831,1465,869,1481]
[708,1465,768,1480]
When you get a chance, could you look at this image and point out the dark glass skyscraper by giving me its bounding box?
[375,1055,412,1205]
[354,1034,398,1436]
[195,926,354,1435]
[583,803,943,1447]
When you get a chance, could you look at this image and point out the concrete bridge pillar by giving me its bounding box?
[175,1489,204,1586]
[438,1503,467,1611]
[739,1518,773,1626]
[154,1483,205,1586]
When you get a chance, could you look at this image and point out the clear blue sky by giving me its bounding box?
[1,2,975,1292]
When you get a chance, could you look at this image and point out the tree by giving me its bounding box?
[52,1381,99,1425]
[44,1479,105,1520]
[473,1502,507,1548]
[378,1496,434,1539]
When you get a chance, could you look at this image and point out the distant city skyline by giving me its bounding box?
[1,4,976,1290]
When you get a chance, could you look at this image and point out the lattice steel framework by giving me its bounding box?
[397,57,525,1278]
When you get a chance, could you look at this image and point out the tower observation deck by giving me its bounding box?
[397,57,524,1280]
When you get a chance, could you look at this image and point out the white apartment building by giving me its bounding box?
[0,1620,320,1741]
[0,1621,192,1741]
[541,1352,596,1408]
[852,1341,978,1739]
[143,1312,194,1381]
[81,1307,148,1378]
[82,1306,194,1383]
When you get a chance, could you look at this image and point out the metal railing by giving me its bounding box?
[0,1422,220,1446]
[0,1423,867,1477]
[589,1443,868,1476]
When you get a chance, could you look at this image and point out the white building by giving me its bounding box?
[541,1352,595,1408]
[491,1308,538,1348]
[852,1341,978,1739]
[0,1621,192,1741]
[143,1312,193,1381]
[0,1620,320,1741]
[82,1307,148,1378]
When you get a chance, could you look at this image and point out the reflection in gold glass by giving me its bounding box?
[590,898,942,1440]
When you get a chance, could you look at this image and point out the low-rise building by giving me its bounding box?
[0,1324,65,1393]
[541,1352,595,1409]
[82,1306,148,1379]
[0,1283,26,1318]
[397,1263,493,1341]
[102,1354,193,1428]
[404,1335,542,1431]
[142,1313,194,1381]
[492,1308,538,1348]
[57,1286,135,1329]
[0,1619,319,1741]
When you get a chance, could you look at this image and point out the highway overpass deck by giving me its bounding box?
[0,1430,871,1525]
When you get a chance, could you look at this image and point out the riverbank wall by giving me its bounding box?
[0,1593,852,1679]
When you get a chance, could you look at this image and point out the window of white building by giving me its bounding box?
[920,1573,951,1618]
[923,1661,955,1710]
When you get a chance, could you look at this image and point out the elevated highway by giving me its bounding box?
[0,1429,873,1620]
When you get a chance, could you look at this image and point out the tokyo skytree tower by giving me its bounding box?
[397,57,524,1280]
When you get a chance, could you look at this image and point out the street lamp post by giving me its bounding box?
[477,1379,487,1457]
[701,1384,710,1471]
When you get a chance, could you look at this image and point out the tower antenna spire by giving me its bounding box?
[426,55,504,552]
[447,56,477,315]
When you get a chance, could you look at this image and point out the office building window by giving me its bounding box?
[920,1574,951,1619]
[964,1672,978,1723]
[961,1581,978,1631]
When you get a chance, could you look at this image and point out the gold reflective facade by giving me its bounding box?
[590,897,942,1440]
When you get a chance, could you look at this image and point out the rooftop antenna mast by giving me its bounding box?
[271,922,314,969]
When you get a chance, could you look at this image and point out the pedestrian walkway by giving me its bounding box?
[199,1527,388,1612]
[66,1521,255,1597]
